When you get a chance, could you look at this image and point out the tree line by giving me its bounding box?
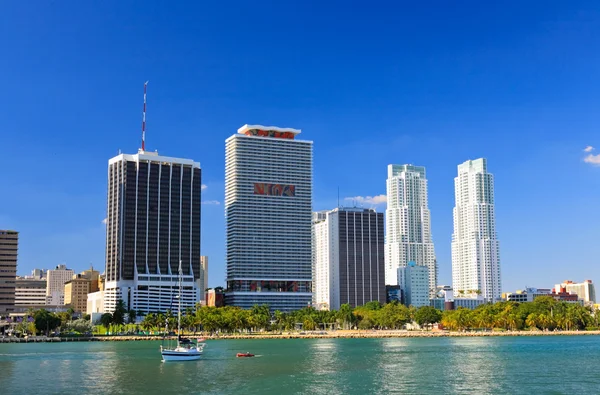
[10,295,598,337]
[441,296,597,331]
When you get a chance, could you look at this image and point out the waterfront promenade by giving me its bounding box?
[2,329,600,343]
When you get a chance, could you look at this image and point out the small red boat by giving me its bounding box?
[236,352,255,358]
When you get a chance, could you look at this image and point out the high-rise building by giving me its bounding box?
[312,208,385,310]
[225,125,312,311]
[397,262,430,308]
[200,256,209,296]
[451,158,502,302]
[104,149,202,313]
[15,278,47,307]
[0,230,18,314]
[46,264,74,305]
[555,280,596,304]
[385,165,437,295]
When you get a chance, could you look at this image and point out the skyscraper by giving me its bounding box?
[200,256,209,303]
[313,208,385,310]
[225,125,312,311]
[385,165,437,295]
[0,230,18,314]
[451,158,501,302]
[104,149,202,313]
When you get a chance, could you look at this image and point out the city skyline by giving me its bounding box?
[2,2,600,293]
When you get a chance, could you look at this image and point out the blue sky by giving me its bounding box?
[1,1,599,291]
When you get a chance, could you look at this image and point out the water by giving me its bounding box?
[1,336,599,394]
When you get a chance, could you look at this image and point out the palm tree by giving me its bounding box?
[526,313,538,330]
[127,309,137,325]
[100,313,113,335]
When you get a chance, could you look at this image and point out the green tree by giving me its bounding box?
[336,304,355,329]
[112,300,127,329]
[66,319,93,334]
[34,309,61,336]
[414,306,442,329]
[100,313,113,334]
[127,309,137,324]
[526,313,539,329]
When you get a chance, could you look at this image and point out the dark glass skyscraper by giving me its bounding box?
[313,208,385,310]
[0,230,18,314]
[104,150,201,313]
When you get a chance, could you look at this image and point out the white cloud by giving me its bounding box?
[101,218,107,225]
[584,146,594,153]
[201,184,208,191]
[202,200,220,205]
[344,194,387,205]
[584,154,600,166]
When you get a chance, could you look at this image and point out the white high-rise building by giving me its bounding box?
[385,165,437,295]
[225,125,313,311]
[312,208,385,310]
[103,150,203,314]
[451,158,501,302]
[46,264,74,305]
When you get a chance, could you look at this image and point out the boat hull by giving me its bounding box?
[161,351,203,361]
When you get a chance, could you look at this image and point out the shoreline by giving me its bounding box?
[2,330,600,343]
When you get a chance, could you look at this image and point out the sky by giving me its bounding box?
[1,1,599,292]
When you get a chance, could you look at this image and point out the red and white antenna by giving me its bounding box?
[141,81,149,151]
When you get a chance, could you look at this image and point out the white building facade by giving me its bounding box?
[556,280,596,304]
[312,208,385,310]
[15,278,47,307]
[385,165,437,295]
[225,125,313,311]
[103,150,203,314]
[46,264,74,305]
[451,158,502,302]
[398,262,430,308]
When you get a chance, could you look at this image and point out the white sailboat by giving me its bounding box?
[160,261,205,362]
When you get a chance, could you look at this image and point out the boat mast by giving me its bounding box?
[178,260,182,339]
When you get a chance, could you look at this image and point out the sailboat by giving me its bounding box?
[160,261,205,362]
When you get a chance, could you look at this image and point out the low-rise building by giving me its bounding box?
[386,285,401,303]
[504,288,552,303]
[14,278,47,307]
[430,285,484,310]
[206,289,225,307]
[87,290,105,321]
[64,275,91,313]
[555,280,596,304]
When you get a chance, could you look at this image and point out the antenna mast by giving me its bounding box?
[141,81,148,151]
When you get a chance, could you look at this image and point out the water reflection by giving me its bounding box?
[442,337,507,394]
[304,339,341,394]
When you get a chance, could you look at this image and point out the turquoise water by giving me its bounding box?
[1,336,599,394]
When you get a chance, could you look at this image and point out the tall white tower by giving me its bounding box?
[451,158,501,302]
[385,165,437,295]
[225,125,313,311]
